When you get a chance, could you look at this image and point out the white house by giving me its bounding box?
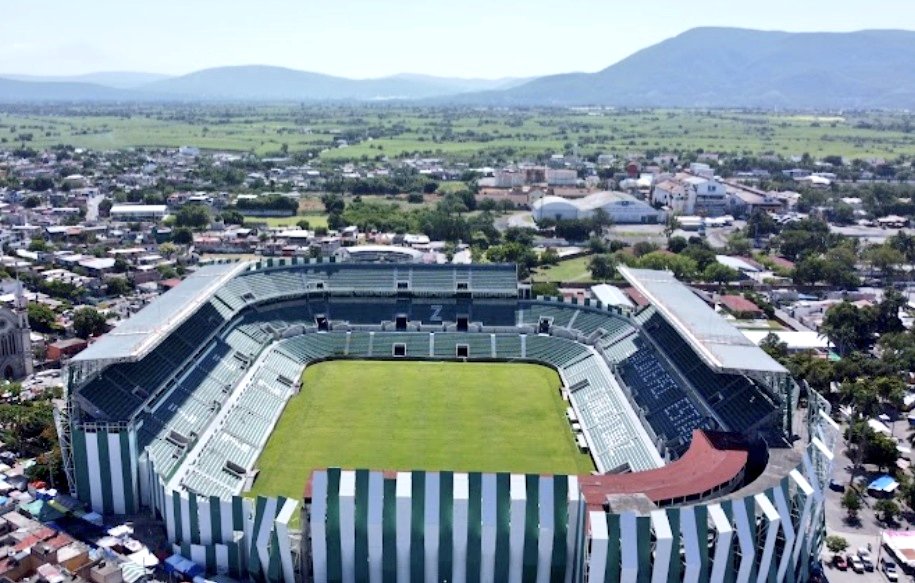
[652,173,728,216]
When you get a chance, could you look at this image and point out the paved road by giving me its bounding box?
[85,193,104,222]
[822,418,914,583]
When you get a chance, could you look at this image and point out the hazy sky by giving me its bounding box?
[3,0,914,79]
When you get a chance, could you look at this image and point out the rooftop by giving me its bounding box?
[619,266,787,374]
[72,262,246,364]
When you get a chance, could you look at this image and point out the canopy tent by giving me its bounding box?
[868,475,899,494]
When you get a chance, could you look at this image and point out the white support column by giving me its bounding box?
[773,486,796,583]
[452,474,469,583]
[198,497,212,546]
[708,504,733,583]
[509,474,527,583]
[586,511,608,583]
[367,472,384,583]
[395,472,412,583]
[480,473,497,583]
[680,507,701,583]
[339,470,356,583]
[650,510,673,583]
[107,433,125,514]
[565,476,581,583]
[755,493,781,583]
[310,471,329,583]
[536,477,555,583]
[84,431,104,512]
[424,472,441,583]
[620,512,638,583]
[733,500,756,583]
[790,469,815,573]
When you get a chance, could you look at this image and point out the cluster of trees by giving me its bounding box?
[332,195,500,249]
[537,210,613,242]
[234,194,298,214]
[0,383,66,487]
[586,236,740,283]
[820,289,906,355]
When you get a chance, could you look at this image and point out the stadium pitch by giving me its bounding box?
[248,360,594,500]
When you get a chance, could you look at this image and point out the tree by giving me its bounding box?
[841,489,862,521]
[703,263,740,285]
[158,242,178,259]
[540,248,560,267]
[825,535,849,555]
[632,241,659,257]
[172,227,193,245]
[760,333,789,361]
[72,307,107,339]
[321,193,345,214]
[667,236,688,254]
[864,244,905,282]
[589,255,615,280]
[485,242,538,279]
[97,198,113,217]
[106,277,132,297]
[874,499,899,524]
[175,205,211,229]
[27,303,57,333]
[663,214,680,240]
[637,251,698,280]
[220,209,245,225]
[821,301,875,355]
[296,219,311,230]
[23,195,41,208]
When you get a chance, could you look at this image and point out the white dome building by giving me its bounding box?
[532,191,661,224]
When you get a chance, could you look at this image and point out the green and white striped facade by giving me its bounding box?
[304,469,586,583]
[69,423,298,581]
[303,410,839,583]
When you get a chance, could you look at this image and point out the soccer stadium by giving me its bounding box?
[57,259,839,582]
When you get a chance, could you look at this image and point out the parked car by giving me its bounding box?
[829,478,846,492]
[850,555,865,573]
[881,558,899,581]
[858,547,874,571]
[834,554,848,570]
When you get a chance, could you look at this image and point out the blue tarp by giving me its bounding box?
[869,475,899,492]
[164,554,204,577]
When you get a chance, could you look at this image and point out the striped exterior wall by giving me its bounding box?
[70,426,139,515]
[142,458,298,581]
[305,470,584,583]
[581,415,838,583]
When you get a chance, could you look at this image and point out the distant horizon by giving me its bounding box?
[0,67,532,83]
[3,0,915,79]
[4,26,915,83]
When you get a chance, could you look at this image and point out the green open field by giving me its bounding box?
[3,105,915,160]
[532,256,595,283]
[241,211,329,229]
[248,360,593,500]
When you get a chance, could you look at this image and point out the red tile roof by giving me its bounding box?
[720,294,763,315]
[579,430,749,508]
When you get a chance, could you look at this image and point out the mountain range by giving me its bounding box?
[2,28,915,108]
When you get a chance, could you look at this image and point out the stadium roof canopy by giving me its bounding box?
[619,266,787,375]
[72,262,246,364]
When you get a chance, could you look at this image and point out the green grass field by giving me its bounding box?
[533,256,595,283]
[4,106,915,160]
[242,212,329,229]
[248,360,593,500]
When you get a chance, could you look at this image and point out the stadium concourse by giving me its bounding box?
[58,259,839,582]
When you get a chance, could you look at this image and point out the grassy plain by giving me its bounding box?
[248,360,593,500]
[2,106,914,160]
[532,256,595,283]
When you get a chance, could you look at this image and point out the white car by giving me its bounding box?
[850,555,865,573]
[881,559,899,581]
